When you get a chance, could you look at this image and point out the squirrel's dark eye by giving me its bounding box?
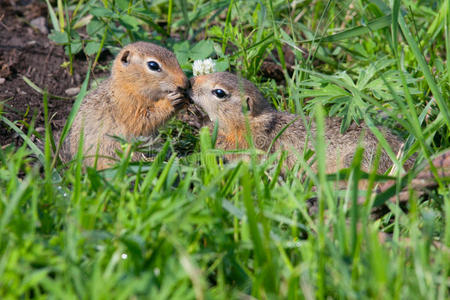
[212,89,227,99]
[147,61,161,72]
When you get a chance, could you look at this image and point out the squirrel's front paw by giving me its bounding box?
[168,91,189,110]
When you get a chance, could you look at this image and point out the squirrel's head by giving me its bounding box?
[189,72,272,124]
[112,42,189,102]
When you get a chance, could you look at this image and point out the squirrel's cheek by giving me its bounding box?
[159,81,177,93]
[140,88,164,102]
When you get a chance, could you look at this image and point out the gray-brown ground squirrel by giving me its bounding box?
[189,72,412,173]
[61,42,189,169]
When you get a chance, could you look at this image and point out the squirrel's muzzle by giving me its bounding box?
[175,85,192,104]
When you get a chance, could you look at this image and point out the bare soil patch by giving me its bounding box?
[0,0,103,146]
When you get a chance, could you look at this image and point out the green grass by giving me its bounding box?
[1,0,450,299]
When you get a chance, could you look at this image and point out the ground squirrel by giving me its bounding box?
[189,72,412,174]
[61,42,189,169]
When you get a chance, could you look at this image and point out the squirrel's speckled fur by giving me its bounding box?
[190,72,412,173]
[61,42,189,169]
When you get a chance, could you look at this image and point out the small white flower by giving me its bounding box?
[192,58,216,76]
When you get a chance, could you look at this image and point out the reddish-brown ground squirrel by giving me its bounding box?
[61,42,189,169]
[189,72,412,173]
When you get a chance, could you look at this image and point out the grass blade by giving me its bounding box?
[178,0,190,39]
[52,62,91,167]
[0,174,32,234]
[314,103,327,300]
[391,0,401,49]
[301,15,392,43]
[22,76,71,100]
[447,0,450,88]
[398,14,450,129]
[0,117,44,163]
[57,0,65,32]
[44,0,60,31]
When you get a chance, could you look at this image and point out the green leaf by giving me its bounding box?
[173,41,191,66]
[129,11,168,37]
[48,31,68,44]
[214,58,230,72]
[208,25,224,38]
[65,42,82,55]
[115,0,129,10]
[189,40,215,60]
[86,19,104,37]
[119,15,141,30]
[90,7,114,17]
[85,42,101,56]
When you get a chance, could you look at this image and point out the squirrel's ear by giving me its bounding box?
[243,96,252,114]
[120,50,131,65]
[245,96,258,116]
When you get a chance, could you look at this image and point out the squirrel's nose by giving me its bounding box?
[176,81,193,103]
[175,76,189,92]
[185,77,192,90]
[177,84,189,94]
[179,77,190,91]
[179,79,193,104]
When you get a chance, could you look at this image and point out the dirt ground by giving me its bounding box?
[0,0,104,146]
